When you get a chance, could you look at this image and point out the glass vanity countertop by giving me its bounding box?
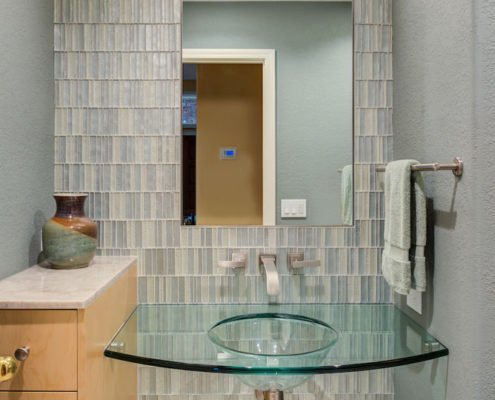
[104,304,448,374]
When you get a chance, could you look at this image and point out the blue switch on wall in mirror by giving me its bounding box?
[220,147,237,160]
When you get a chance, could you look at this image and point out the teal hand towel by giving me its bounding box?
[382,160,426,295]
[341,165,353,225]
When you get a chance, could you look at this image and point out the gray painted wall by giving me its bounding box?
[183,2,353,225]
[393,1,495,399]
[0,0,54,279]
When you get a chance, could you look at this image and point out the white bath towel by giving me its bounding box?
[340,165,353,225]
[382,160,426,295]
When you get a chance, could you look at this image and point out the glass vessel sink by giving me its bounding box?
[206,312,339,390]
[207,313,339,357]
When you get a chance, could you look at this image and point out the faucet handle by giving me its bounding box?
[288,252,321,269]
[218,252,247,269]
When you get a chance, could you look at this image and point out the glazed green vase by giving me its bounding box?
[42,193,97,269]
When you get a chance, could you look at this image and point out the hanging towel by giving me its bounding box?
[382,160,426,295]
[341,165,353,225]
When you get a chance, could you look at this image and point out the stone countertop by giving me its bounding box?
[0,256,137,309]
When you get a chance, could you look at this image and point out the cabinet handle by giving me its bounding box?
[14,346,30,362]
[0,346,30,383]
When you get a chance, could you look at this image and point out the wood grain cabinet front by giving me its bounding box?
[0,262,137,400]
[0,310,78,392]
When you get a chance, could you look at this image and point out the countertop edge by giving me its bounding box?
[0,256,137,310]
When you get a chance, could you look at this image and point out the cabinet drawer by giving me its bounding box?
[0,310,77,391]
[0,392,77,400]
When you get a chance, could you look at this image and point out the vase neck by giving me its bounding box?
[54,195,87,218]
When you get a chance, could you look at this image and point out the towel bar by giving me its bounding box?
[375,157,463,176]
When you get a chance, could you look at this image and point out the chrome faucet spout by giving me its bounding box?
[260,255,280,296]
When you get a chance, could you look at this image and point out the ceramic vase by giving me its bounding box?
[42,193,97,269]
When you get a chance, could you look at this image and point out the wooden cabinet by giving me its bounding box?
[0,260,137,400]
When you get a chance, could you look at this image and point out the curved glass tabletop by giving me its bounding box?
[104,304,448,374]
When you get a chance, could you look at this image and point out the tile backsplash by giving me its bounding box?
[54,0,393,306]
[54,0,393,397]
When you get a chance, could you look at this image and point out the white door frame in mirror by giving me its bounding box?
[182,48,276,226]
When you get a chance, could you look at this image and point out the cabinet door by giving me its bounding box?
[0,310,77,391]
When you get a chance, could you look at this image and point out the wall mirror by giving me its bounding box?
[181,0,353,226]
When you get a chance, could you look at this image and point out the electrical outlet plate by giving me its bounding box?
[281,199,306,218]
